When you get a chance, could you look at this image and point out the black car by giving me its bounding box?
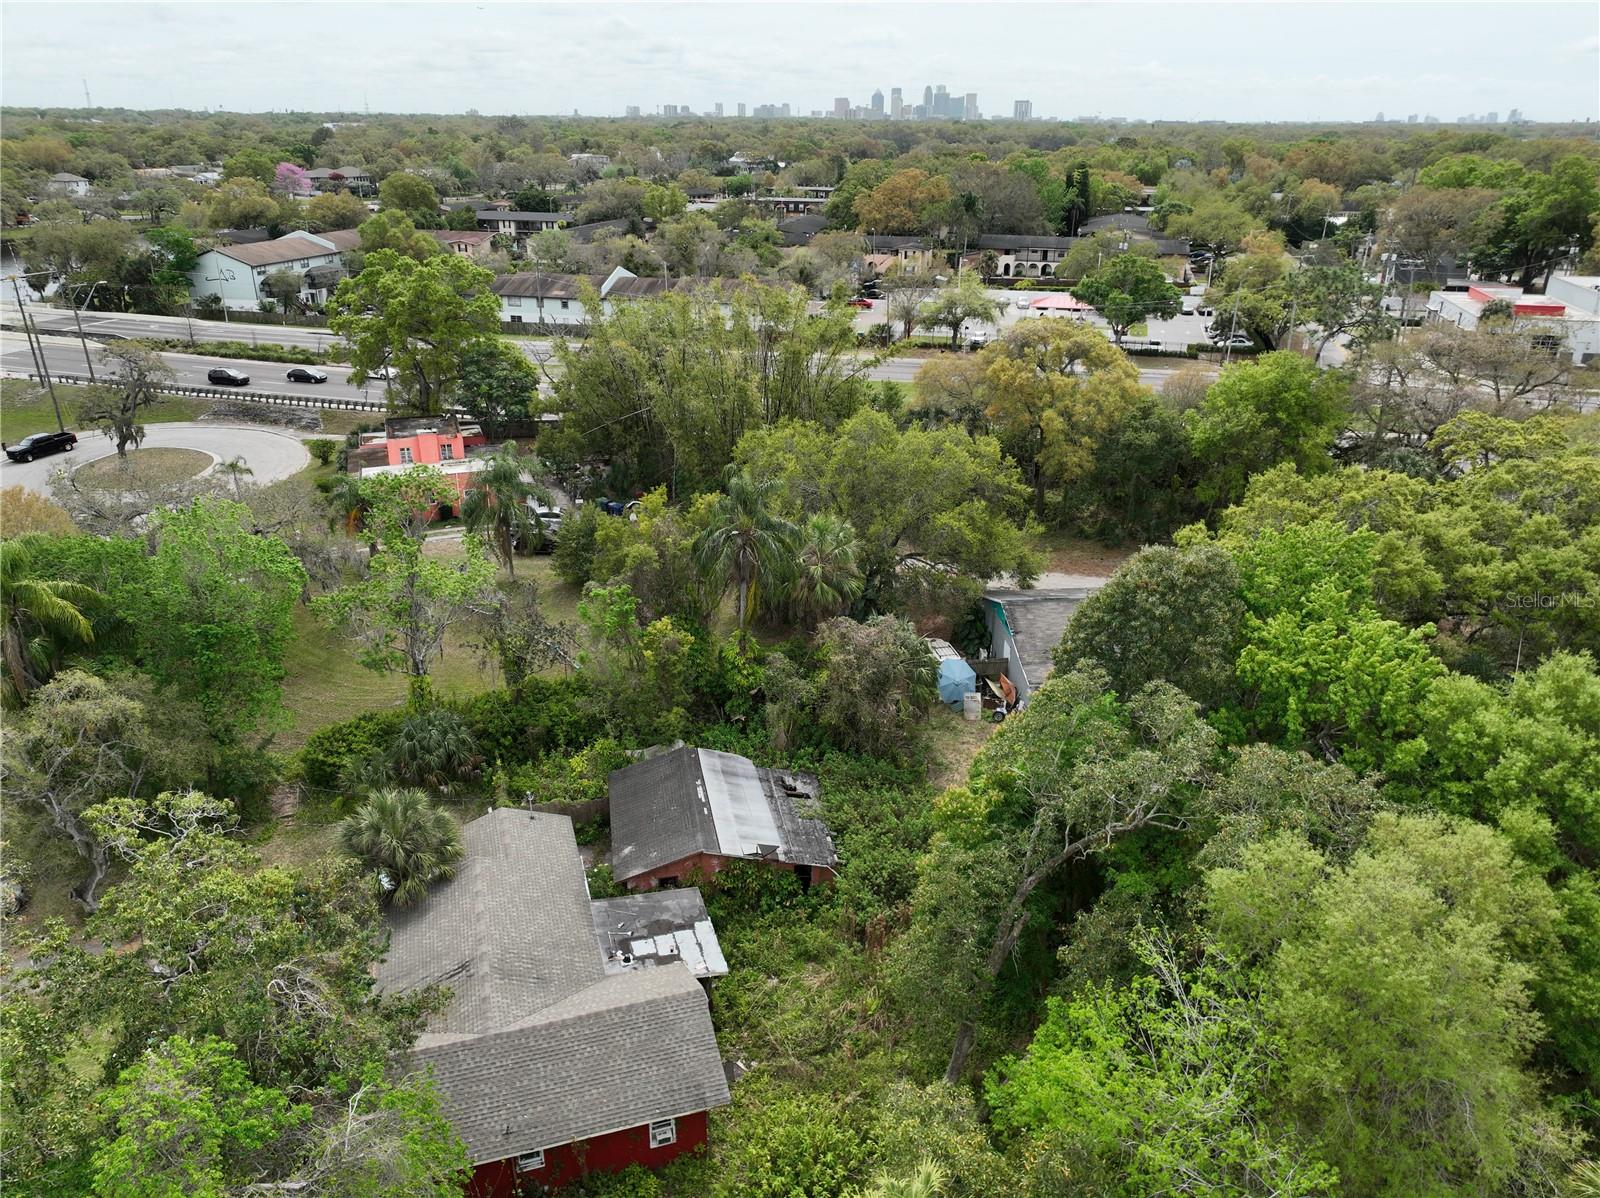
[4,430,77,463]
[207,367,250,386]
[286,366,328,384]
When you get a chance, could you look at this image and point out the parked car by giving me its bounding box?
[4,430,76,463]
[845,297,873,309]
[967,331,990,351]
[285,366,328,384]
[519,506,564,553]
[207,367,250,386]
[1212,334,1254,349]
[367,365,400,381]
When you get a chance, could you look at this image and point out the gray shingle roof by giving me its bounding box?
[864,234,929,251]
[378,809,730,1165]
[975,233,1080,250]
[492,272,600,300]
[985,587,1104,690]
[412,965,729,1164]
[476,210,574,223]
[608,748,838,882]
[379,810,602,1033]
[213,233,341,269]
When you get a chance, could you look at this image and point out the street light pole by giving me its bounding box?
[67,279,107,383]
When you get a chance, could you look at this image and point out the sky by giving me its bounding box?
[2,1,1597,123]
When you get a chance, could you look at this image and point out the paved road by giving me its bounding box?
[6,304,345,353]
[6,305,1200,390]
[5,334,393,405]
[0,421,311,495]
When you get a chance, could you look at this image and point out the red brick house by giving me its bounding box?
[377,809,732,1195]
[608,748,839,891]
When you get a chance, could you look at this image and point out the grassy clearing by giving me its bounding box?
[316,410,384,437]
[924,704,999,792]
[0,378,207,442]
[75,447,211,487]
[1032,527,1138,576]
[275,604,497,750]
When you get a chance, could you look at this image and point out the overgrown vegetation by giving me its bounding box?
[4,108,1599,1197]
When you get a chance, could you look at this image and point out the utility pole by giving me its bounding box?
[10,276,66,432]
[1222,294,1243,366]
[68,279,106,383]
[11,276,48,381]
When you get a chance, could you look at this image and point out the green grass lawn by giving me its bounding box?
[0,378,209,442]
[275,604,497,750]
[520,555,583,626]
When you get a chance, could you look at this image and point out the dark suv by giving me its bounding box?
[5,430,77,462]
[208,366,250,386]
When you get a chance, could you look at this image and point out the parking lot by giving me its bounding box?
[835,285,1222,352]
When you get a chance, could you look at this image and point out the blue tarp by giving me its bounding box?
[938,656,977,707]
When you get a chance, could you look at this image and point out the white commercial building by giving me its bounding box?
[1426,280,1600,365]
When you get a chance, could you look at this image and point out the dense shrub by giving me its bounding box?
[460,676,603,764]
[297,709,405,791]
[552,504,602,587]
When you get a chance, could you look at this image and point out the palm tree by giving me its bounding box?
[694,468,797,634]
[1,540,101,705]
[460,442,542,579]
[218,455,254,501]
[336,787,463,907]
[866,1160,949,1198]
[788,513,862,625]
[321,472,369,538]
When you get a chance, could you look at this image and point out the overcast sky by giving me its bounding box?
[3,1,1597,123]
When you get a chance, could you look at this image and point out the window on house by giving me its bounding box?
[440,444,454,460]
[649,1120,677,1149]
[560,299,570,310]
[515,1150,546,1173]
[298,259,309,268]
[507,296,522,307]
[510,314,523,324]
[399,447,413,464]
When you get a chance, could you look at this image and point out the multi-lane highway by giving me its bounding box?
[4,334,394,406]
[5,315,1201,397]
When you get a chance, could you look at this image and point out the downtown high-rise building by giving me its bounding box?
[833,96,850,117]
[890,86,902,118]
[625,105,641,118]
[871,88,884,117]
[737,101,747,117]
[964,92,978,119]
[714,102,723,117]
[1014,99,1032,120]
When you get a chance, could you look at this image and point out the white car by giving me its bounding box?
[366,365,400,381]
[1212,335,1253,349]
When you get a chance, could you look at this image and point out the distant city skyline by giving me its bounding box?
[2,2,1597,122]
